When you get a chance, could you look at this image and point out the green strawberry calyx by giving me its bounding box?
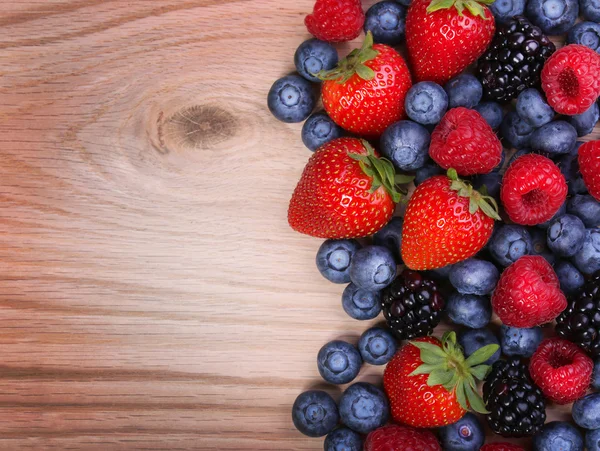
[447,168,501,220]
[409,331,499,414]
[426,0,495,19]
[317,31,379,84]
[348,140,414,204]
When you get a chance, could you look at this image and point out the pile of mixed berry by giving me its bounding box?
[267,0,600,448]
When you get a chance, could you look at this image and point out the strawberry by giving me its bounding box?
[405,0,496,85]
[364,424,441,451]
[288,138,410,239]
[578,140,600,202]
[401,169,500,270]
[384,332,499,428]
[319,32,412,138]
[305,0,365,43]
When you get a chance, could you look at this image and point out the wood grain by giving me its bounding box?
[0,1,598,449]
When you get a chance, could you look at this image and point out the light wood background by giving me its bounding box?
[0,1,598,450]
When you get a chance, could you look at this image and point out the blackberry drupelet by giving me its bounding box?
[476,16,555,103]
[483,358,546,437]
[556,271,600,358]
[381,270,444,340]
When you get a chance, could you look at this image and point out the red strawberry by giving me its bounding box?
[384,332,498,428]
[491,256,567,328]
[364,424,441,451]
[305,0,365,43]
[500,154,568,226]
[288,138,408,239]
[578,140,600,201]
[401,169,499,270]
[320,32,412,138]
[429,108,502,176]
[405,0,495,84]
[529,338,593,405]
[481,444,526,451]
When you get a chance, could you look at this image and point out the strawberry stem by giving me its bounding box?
[317,32,380,83]
[426,0,495,19]
[447,168,501,221]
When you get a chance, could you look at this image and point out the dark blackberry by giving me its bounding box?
[381,270,444,340]
[483,358,546,437]
[556,270,600,358]
[476,16,555,103]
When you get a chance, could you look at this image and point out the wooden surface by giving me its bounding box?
[0,1,598,450]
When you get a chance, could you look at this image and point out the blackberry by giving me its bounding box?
[476,16,555,103]
[556,270,600,358]
[381,270,444,340]
[483,359,546,437]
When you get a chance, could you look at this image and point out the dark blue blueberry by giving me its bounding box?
[444,74,483,109]
[474,101,504,130]
[302,112,344,151]
[449,258,499,295]
[358,326,397,365]
[364,1,407,46]
[490,0,526,23]
[473,172,503,201]
[568,194,600,227]
[526,0,579,36]
[294,39,339,83]
[530,121,577,155]
[529,227,556,264]
[556,144,588,196]
[446,293,492,329]
[586,428,600,451]
[568,21,600,54]
[458,328,501,365]
[292,390,339,437]
[404,81,448,125]
[555,260,585,295]
[516,89,555,128]
[342,283,382,320]
[268,75,316,123]
[317,340,362,385]
[581,0,600,22]
[339,382,389,434]
[547,214,585,257]
[414,161,444,186]
[395,0,411,6]
[592,359,600,390]
[316,239,361,284]
[373,217,403,263]
[537,201,567,229]
[426,264,454,280]
[380,120,430,171]
[324,427,363,451]
[501,111,535,149]
[500,325,543,357]
[573,393,600,430]
[489,224,533,267]
[349,246,396,291]
[508,148,533,167]
[573,229,600,275]
[533,422,584,451]
[568,102,599,137]
[439,413,485,451]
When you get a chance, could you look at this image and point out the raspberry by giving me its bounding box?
[529,338,593,404]
[541,44,600,115]
[579,140,600,202]
[364,424,441,451]
[481,444,526,451]
[305,0,365,43]
[491,256,567,328]
[429,108,503,176]
[500,154,567,226]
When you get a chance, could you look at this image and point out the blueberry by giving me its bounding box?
[526,0,579,36]
[449,258,499,295]
[501,111,535,149]
[474,101,504,130]
[339,382,389,434]
[568,194,600,227]
[380,120,431,171]
[302,112,344,151]
[546,214,586,257]
[573,229,600,275]
[555,260,585,295]
[404,81,448,125]
[533,421,584,451]
[349,246,396,291]
[458,328,501,365]
[318,340,362,385]
[573,393,600,429]
[395,0,411,6]
[358,327,397,365]
[414,161,444,186]
[474,172,503,201]
[489,225,533,267]
[292,390,339,437]
[427,264,454,280]
[556,145,588,196]
[342,283,382,320]
[516,89,554,128]
[294,39,339,83]
[444,74,483,109]
[586,429,600,451]
[530,121,577,155]
[364,1,407,46]
[568,102,599,137]
[446,293,492,329]
[316,239,361,284]
[568,21,600,54]
[439,413,485,451]
[537,201,567,229]
[592,359,600,390]
[500,325,543,357]
[508,148,534,167]
[324,427,363,451]
[490,0,526,23]
[581,0,600,22]
[529,227,556,264]
[373,217,403,263]
[267,75,316,123]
